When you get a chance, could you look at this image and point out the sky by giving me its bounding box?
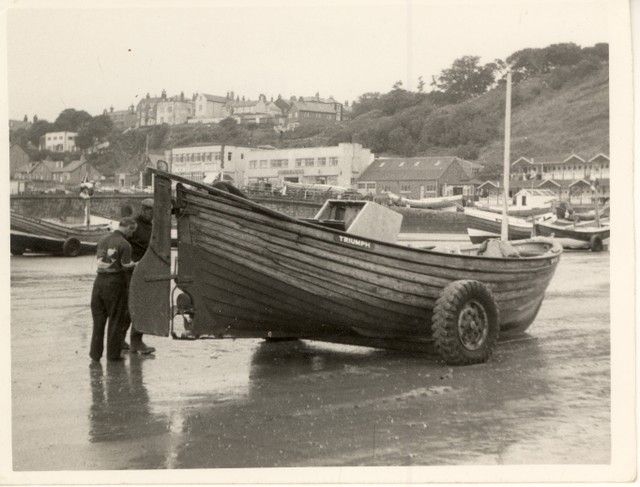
[5,0,610,122]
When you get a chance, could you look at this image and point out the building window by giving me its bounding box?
[329,157,338,166]
[383,185,391,192]
[304,158,314,167]
[260,160,268,169]
[295,158,304,167]
[249,160,257,169]
[317,157,326,166]
[400,184,411,193]
[357,183,366,190]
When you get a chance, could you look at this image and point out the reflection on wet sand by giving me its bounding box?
[88,356,165,444]
[139,337,563,468]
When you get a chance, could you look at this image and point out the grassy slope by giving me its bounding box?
[477,68,609,164]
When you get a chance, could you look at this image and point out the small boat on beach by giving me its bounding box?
[10,210,112,256]
[463,207,554,244]
[386,192,462,211]
[129,169,562,365]
[534,217,610,251]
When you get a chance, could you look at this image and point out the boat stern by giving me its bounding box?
[128,171,173,336]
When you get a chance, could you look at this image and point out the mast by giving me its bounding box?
[219,144,226,182]
[501,71,512,241]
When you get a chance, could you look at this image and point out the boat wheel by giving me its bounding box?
[432,280,499,365]
[10,245,25,256]
[457,300,489,351]
[590,235,603,252]
[63,237,81,257]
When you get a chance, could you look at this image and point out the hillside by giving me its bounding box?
[477,68,609,164]
[11,45,608,178]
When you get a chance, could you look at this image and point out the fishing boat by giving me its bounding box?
[10,210,111,256]
[128,169,562,366]
[534,217,610,251]
[386,192,462,211]
[463,207,554,244]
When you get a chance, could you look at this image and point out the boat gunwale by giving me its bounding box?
[150,168,563,263]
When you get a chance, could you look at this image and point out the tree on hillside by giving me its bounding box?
[431,56,498,102]
[26,119,54,147]
[53,108,93,132]
[352,92,382,118]
[75,114,114,150]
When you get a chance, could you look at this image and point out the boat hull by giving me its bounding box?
[464,208,542,244]
[134,176,561,342]
[10,212,110,256]
[534,221,610,250]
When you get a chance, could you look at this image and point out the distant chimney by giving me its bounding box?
[161,89,167,100]
[180,91,184,101]
[110,106,114,113]
[229,91,235,100]
[23,114,28,122]
[146,93,150,99]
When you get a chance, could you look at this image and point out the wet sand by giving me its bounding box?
[10,246,610,470]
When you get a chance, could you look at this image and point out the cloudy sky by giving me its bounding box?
[6,0,609,122]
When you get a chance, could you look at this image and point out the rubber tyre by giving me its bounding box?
[62,237,81,257]
[432,280,499,365]
[10,245,25,256]
[590,235,603,252]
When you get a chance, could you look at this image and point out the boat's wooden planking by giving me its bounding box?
[11,212,108,241]
[175,185,560,339]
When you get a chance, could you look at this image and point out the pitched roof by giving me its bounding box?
[14,162,35,173]
[358,156,459,181]
[291,100,339,114]
[228,99,259,108]
[201,93,228,103]
[274,98,290,111]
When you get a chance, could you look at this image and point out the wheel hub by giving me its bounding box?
[457,300,489,351]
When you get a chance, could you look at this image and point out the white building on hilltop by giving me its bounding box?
[39,131,78,152]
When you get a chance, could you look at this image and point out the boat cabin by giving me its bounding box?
[304,200,403,243]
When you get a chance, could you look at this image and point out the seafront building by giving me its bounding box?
[481,153,611,204]
[164,145,253,184]
[356,156,482,199]
[163,142,372,189]
[243,143,372,188]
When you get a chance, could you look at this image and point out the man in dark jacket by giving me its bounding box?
[121,198,156,354]
[91,217,137,362]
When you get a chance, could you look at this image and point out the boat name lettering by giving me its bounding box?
[334,235,373,249]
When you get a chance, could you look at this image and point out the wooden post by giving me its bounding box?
[501,71,512,241]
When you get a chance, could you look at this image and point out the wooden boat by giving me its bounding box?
[463,207,554,244]
[10,210,111,256]
[472,203,552,218]
[129,169,562,365]
[386,192,462,211]
[534,217,610,251]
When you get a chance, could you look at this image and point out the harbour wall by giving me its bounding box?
[9,195,468,233]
